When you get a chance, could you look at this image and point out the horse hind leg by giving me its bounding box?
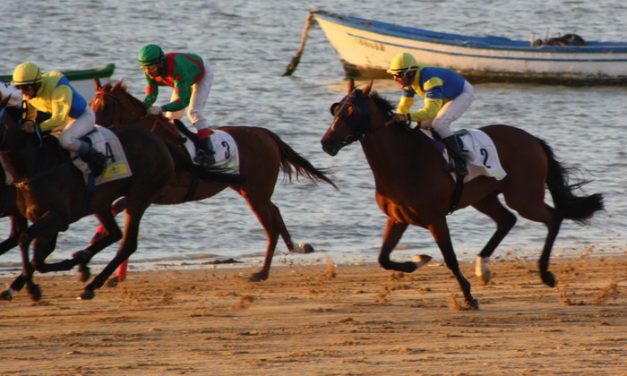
[506,193,563,287]
[471,193,517,284]
[271,203,313,254]
[245,199,281,282]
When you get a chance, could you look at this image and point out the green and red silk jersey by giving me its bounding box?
[143,53,205,112]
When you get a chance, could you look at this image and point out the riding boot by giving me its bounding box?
[193,136,216,168]
[79,143,108,177]
[443,135,468,177]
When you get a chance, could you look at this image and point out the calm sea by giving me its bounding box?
[0,0,625,274]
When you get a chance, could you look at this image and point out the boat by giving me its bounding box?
[287,9,627,85]
[0,63,116,100]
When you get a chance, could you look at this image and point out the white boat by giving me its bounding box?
[304,10,627,85]
[0,63,115,100]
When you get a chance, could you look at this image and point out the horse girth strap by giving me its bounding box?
[448,173,464,214]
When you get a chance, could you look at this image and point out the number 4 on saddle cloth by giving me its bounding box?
[73,126,133,186]
[428,128,507,183]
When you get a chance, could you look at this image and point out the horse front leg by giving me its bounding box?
[471,194,517,284]
[378,218,430,273]
[74,211,123,283]
[428,218,478,309]
[80,209,144,300]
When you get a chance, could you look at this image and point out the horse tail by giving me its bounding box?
[538,138,604,223]
[266,130,337,189]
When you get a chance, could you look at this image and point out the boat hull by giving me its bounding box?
[314,11,627,85]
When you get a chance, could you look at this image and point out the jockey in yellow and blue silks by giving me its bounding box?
[388,52,474,177]
[137,44,216,168]
[11,62,107,175]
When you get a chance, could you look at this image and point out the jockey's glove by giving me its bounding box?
[147,106,163,115]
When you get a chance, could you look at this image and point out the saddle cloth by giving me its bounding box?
[182,129,240,174]
[73,125,133,185]
[423,128,507,183]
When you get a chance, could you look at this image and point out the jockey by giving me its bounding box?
[11,62,107,176]
[387,52,474,177]
[137,44,216,168]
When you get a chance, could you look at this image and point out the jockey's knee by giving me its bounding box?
[433,122,454,138]
[57,134,82,152]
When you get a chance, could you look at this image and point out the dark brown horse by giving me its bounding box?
[90,80,336,283]
[0,168,25,257]
[321,80,603,308]
[0,98,175,300]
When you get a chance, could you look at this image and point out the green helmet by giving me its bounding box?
[12,62,42,86]
[387,52,419,74]
[137,44,165,66]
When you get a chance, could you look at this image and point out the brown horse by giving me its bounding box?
[90,80,336,282]
[0,168,25,257]
[321,80,603,309]
[0,98,175,301]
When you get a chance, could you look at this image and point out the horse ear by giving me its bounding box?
[0,94,10,108]
[94,78,102,90]
[362,80,373,95]
[348,78,355,93]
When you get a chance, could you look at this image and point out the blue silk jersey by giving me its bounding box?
[396,66,467,122]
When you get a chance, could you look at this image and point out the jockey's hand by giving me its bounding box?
[147,106,163,115]
[21,120,36,133]
[392,113,412,127]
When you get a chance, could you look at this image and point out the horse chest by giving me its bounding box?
[375,193,435,226]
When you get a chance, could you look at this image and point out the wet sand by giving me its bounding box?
[0,255,625,375]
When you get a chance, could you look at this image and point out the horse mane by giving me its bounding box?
[109,81,146,109]
[368,91,395,117]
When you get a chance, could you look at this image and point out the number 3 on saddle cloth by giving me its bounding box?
[73,126,133,187]
[427,128,507,183]
[182,130,241,174]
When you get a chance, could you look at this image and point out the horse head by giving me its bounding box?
[91,80,147,126]
[321,79,395,156]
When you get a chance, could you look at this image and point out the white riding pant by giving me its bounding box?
[166,62,214,132]
[427,81,474,138]
[56,107,96,152]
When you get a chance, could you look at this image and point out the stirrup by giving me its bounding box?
[194,151,215,168]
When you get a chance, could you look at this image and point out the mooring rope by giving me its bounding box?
[282,9,317,76]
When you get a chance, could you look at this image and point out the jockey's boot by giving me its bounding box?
[193,136,216,169]
[79,143,108,177]
[443,135,468,177]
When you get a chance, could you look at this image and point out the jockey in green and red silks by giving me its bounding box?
[138,44,216,167]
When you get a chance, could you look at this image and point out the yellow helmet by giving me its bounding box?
[12,62,43,86]
[387,52,419,74]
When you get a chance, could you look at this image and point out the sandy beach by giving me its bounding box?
[0,255,624,376]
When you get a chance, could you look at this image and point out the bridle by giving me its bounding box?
[329,89,391,147]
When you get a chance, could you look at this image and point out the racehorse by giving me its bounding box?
[0,167,25,257]
[90,80,336,283]
[0,97,175,300]
[320,80,603,309]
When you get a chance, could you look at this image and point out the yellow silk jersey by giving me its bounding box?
[24,71,87,132]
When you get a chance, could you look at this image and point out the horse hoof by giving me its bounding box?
[290,242,314,254]
[78,267,91,283]
[412,254,432,269]
[0,290,13,301]
[467,299,479,310]
[541,271,557,287]
[79,289,95,300]
[28,285,42,302]
[477,269,491,285]
[248,272,268,282]
[106,276,119,288]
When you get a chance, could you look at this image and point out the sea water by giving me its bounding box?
[0,0,625,274]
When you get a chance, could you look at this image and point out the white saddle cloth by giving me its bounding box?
[182,129,240,174]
